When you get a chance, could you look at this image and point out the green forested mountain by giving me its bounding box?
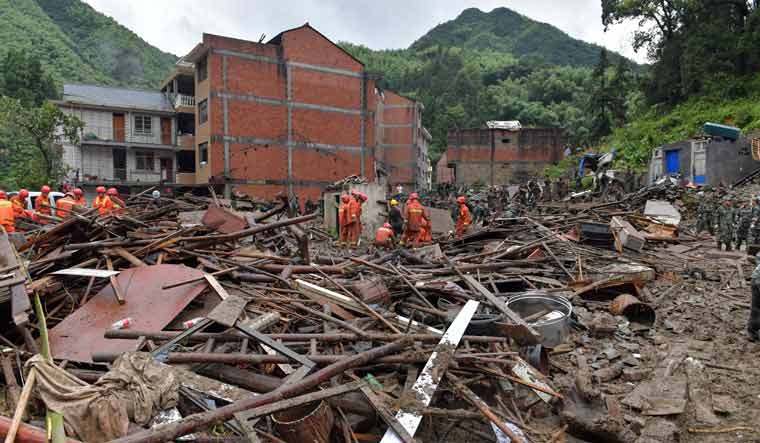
[0,0,177,91]
[412,7,627,68]
[341,8,640,160]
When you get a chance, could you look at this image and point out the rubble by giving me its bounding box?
[0,184,758,443]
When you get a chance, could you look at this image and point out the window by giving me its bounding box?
[135,151,155,171]
[177,150,196,173]
[501,138,511,144]
[199,142,208,164]
[198,99,208,124]
[134,115,152,135]
[197,56,208,82]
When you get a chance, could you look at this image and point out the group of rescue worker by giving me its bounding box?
[336,191,473,250]
[0,185,129,233]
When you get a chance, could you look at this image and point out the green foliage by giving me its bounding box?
[0,49,58,106]
[0,0,177,90]
[0,99,84,185]
[608,78,760,171]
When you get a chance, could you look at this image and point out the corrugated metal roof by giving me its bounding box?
[62,84,174,113]
[486,120,521,130]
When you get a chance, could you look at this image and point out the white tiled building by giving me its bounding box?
[56,83,196,190]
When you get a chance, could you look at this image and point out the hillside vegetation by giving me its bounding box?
[412,7,628,68]
[0,0,177,91]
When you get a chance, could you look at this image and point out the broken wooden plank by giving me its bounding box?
[379,300,479,443]
[104,256,125,305]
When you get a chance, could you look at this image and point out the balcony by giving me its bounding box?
[177,134,195,150]
[82,126,174,148]
[174,94,195,111]
[80,167,171,185]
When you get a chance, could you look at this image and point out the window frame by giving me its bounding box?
[135,151,155,171]
[199,142,209,164]
[134,114,153,136]
[198,99,208,124]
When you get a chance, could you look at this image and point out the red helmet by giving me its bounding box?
[341,194,350,203]
[383,222,391,229]
[409,193,419,200]
[19,189,29,198]
[41,185,51,194]
[359,193,368,202]
[96,186,106,194]
[0,191,6,199]
[73,188,84,196]
[350,190,359,197]
[107,187,118,196]
[457,196,466,204]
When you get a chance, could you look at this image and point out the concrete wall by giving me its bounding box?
[446,127,566,185]
[62,107,173,146]
[197,26,376,204]
[323,183,385,239]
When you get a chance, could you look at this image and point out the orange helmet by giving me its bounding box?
[96,186,106,194]
[41,185,51,194]
[0,191,6,199]
[107,187,118,196]
[19,189,29,198]
[383,222,391,229]
[73,188,84,196]
[409,193,419,200]
[457,196,466,204]
[341,194,350,203]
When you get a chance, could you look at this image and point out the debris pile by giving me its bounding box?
[0,185,758,443]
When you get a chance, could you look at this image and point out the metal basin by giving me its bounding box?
[502,294,572,348]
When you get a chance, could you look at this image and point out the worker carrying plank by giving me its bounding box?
[93,186,114,215]
[55,192,76,218]
[455,196,471,239]
[108,188,126,214]
[9,189,28,218]
[0,190,15,233]
[34,185,52,224]
[374,222,395,249]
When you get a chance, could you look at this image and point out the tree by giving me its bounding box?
[589,49,613,143]
[0,50,58,106]
[609,57,631,126]
[0,99,83,184]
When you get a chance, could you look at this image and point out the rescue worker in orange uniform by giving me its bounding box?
[420,217,433,244]
[93,186,114,215]
[34,185,52,224]
[455,196,472,239]
[10,189,29,218]
[72,188,87,207]
[338,194,353,248]
[108,188,126,214]
[402,193,428,248]
[347,192,363,248]
[350,190,367,248]
[374,222,395,249]
[55,192,76,218]
[0,191,15,233]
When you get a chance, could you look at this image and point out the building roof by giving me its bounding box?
[61,84,175,113]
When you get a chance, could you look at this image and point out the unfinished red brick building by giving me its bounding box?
[184,25,379,202]
[375,90,431,190]
[445,125,566,185]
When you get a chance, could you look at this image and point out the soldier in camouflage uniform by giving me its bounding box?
[717,197,736,251]
[749,197,760,247]
[696,192,713,234]
[736,200,753,251]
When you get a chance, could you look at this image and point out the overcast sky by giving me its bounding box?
[83,0,647,64]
